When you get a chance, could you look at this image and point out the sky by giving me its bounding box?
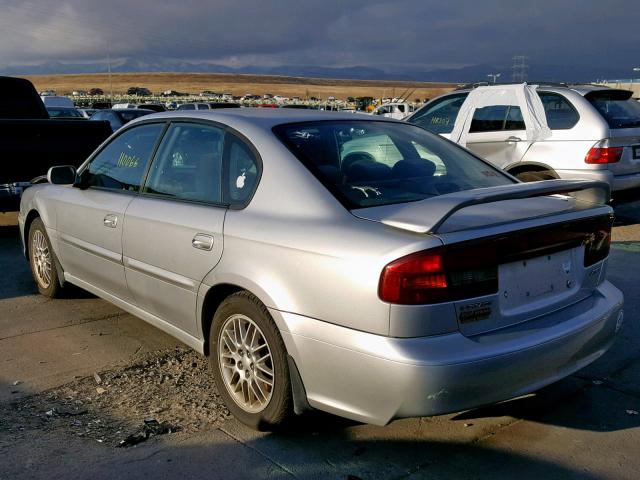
[0,0,638,75]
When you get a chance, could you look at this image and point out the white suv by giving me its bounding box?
[406,84,640,192]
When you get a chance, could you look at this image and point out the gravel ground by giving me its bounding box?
[0,347,231,448]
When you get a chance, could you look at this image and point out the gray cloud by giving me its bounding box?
[0,0,638,71]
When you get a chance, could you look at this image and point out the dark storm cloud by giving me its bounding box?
[0,0,638,70]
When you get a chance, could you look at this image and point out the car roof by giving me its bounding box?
[131,108,381,132]
[101,108,155,113]
[451,83,616,97]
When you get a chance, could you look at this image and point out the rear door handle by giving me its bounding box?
[192,234,214,251]
[507,136,522,143]
[103,214,118,228]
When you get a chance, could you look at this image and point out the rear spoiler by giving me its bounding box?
[352,180,610,234]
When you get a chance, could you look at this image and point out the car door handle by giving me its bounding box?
[103,214,118,228]
[507,136,522,143]
[192,234,214,251]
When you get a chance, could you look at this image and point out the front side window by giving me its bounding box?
[86,123,164,191]
[409,93,467,134]
[144,123,225,203]
[274,121,513,209]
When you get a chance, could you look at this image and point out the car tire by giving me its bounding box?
[514,169,557,182]
[209,291,293,430]
[28,217,62,298]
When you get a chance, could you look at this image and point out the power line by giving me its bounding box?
[511,55,528,82]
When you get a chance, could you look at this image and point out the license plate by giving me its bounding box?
[633,145,640,160]
[499,249,577,312]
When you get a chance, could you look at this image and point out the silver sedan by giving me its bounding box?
[19,109,624,430]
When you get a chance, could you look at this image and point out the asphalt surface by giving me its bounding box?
[1,198,640,480]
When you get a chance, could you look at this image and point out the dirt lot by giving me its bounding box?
[1,197,640,479]
[24,72,455,100]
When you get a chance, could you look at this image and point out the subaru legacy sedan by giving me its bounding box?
[19,109,623,430]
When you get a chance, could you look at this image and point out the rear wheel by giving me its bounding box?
[209,291,293,430]
[28,218,61,298]
[513,169,557,182]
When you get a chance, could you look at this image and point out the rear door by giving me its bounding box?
[121,122,260,336]
[55,122,166,301]
[465,105,531,169]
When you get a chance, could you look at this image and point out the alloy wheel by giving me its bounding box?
[31,230,52,289]
[218,314,275,413]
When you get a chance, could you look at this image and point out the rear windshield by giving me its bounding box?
[586,90,640,129]
[274,121,514,209]
[119,110,153,122]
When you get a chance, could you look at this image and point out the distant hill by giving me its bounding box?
[1,56,634,83]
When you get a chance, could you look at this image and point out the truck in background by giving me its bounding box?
[0,76,112,211]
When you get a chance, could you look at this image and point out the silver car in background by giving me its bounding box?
[19,109,623,430]
[406,85,640,192]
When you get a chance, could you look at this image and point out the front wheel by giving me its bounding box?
[209,291,293,430]
[28,217,62,298]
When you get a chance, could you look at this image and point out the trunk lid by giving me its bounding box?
[354,180,613,336]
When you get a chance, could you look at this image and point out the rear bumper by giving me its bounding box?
[556,168,640,192]
[274,281,623,425]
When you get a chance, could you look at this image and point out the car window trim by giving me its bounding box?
[537,90,581,130]
[137,118,262,210]
[77,120,169,196]
[139,120,230,209]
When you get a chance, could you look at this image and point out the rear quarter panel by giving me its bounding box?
[200,136,443,336]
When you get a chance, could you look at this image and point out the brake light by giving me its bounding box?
[379,250,448,304]
[585,146,623,164]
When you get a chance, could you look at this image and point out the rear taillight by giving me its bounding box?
[585,146,623,164]
[378,250,448,304]
[379,215,613,305]
[584,220,612,266]
[378,248,498,305]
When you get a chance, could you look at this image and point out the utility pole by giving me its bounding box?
[511,56,528,82]
[107,49,113,100]
[487,73,501,84]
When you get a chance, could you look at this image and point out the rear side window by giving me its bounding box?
[86,123,164,191]
[409,93,467,134]
[539,92,579,129]
[470,105,525,132]
[586,90,640,129]
[224,133,260,205]
[144,123,225,204]
[274,121,513,209]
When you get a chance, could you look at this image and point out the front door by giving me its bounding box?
[55,122,166,301]
[122,122,228,336]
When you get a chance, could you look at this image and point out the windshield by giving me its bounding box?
[274,121,514,209]
[586,91,640,129]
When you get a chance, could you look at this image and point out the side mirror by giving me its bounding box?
[47,165,76,185]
